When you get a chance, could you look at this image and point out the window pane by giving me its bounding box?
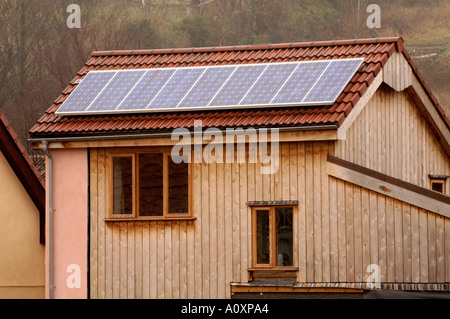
[113,157,133,215]
[256,210,270,264]
[139,153,163,216]
[432,182,443,193]
[276,207,293,266]
[168,157,189,214]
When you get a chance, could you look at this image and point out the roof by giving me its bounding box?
[29,37,449,138]
[0,111,45,244]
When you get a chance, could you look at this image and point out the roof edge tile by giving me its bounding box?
[90,37,403,57]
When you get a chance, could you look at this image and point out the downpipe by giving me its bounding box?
[42,140,54,299]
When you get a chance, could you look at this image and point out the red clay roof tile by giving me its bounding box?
[29,37,449,137]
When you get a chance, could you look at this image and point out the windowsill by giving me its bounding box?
[104,216,196,222]
[248,267,298,272]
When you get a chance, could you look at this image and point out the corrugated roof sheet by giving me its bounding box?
[29,37,449,137]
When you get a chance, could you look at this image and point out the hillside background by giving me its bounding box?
[0,0,448,156]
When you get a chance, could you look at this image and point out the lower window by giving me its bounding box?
[109,149,190,219]
[252,206,294,269]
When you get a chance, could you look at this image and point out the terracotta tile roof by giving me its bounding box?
[0,111,45,243]
[29,37,449,137]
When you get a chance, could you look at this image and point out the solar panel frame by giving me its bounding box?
[55,58,364,116]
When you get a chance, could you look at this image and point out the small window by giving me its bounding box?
[431,180,445,193]
[108,150,191,220]
[429,175,447,194]
[252,206,294,269]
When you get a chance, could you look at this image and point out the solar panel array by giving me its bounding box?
[56,58,364,115]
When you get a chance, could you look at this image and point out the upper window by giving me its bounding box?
[252,206,294,269]
[429,175,447,194]
[109,149,191,219]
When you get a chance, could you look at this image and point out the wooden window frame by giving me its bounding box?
[250,206,297,271]
[430,179,446,194]
[106,148,193,221]
[109,153,136,218]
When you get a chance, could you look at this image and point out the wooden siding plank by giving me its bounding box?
[216,163,225,298]
[171,221,180,299]
[313,143,322,282]
[377,194,387,282]
[419,209,429,282]
[402,203,412,283]
[127,223,135,299]
[410,206,420,283]
[232,158,240,283]
[436,216,445,283]
[142,222,150,298]
[305,142,315,282]
[394,200,403,282]
[297,142,307,282]
[337,179,346,282]
[239,160,248,284]
[369,191,378,272]
[329,176,339,282]
[445,218,450,282]
[345,182,355,282]
[321,143,331,282]
[385,196,395,283]
[353,185,362,282]
[428,212,437,283]
[209,159,218,298]
[157,222,165,298]
[149,221,157,299]
[224,162,232,298]
[179,221,187,299]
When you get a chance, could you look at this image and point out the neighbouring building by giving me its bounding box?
[0,111,45,298]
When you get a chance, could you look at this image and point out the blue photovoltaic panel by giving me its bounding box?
[271,61,330,105]
[88,70,146,111]
[117,69,176,110]
[179,66,236,108]
[148,68,206,109]
[209,64,267,106]
[303,59,363,103]
[55,58,364,115]
[57,72,116,113]
[240,63,297,106]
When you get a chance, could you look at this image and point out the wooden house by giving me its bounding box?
[30,37,450,299]
[0,111,45,298]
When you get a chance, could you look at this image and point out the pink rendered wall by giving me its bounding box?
[45,148,88,299]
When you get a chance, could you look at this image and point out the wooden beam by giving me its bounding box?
[337,72,383,141]
[406,76,450,158]
[327,155,450,218]
[32,129,338,150]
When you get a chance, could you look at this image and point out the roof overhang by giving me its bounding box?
[30,124,339,150]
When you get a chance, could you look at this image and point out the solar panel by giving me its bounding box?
[59,72,116,113]
[179,66,236,108]
[148,68,206,109]
[117,69,175,110]
[271,61,330,104]
[88,70,146,111]
[303,59,363,103]
[209,64,267,107]
[240,63,298,106]
[55,58,363,115]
